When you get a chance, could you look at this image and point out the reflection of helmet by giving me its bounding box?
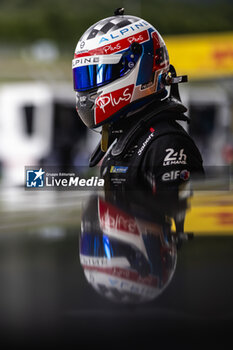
[79,195,177,304]
[72,8,169,129]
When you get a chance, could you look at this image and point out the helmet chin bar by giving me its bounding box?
[163,64,188,102]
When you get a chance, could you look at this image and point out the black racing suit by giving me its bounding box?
[98,98,204,194]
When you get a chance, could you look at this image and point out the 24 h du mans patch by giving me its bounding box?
[163,148,187,166]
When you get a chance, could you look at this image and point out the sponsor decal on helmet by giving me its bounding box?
[72,56,100,68]
[72,54,122,68]
[98,20,150,44]
[80,41,85,49]
[75,30,149,57]
[95,85,134,124]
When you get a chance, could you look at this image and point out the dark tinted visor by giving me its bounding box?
[80,233,123,258]
[73,50,140,92]
[80,233,143,260]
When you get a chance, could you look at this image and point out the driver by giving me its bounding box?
[72,8,204,193]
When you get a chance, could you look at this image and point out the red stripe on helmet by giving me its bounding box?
[74,30,149,58]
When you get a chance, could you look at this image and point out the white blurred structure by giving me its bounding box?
[0,83,53,186]
[0,82,100,186]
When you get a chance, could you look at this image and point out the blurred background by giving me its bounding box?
[0,0,233,186]
[0,0,233,344]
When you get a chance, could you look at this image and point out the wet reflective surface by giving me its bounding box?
[0,189,233,345]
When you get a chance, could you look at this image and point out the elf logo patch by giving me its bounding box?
[162,169,190,182]
[163,148,187,166]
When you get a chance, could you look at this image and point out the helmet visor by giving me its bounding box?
[80,233,127,258]
[80,232,143,261]
[73,51,140,92]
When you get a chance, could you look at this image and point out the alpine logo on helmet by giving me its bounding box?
[98,20,150,44]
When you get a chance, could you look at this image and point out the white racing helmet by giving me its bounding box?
[72,8,170,129]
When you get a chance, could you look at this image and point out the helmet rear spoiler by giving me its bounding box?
[164,64,188,102]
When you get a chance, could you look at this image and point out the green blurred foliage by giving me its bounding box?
[0,0,232,51]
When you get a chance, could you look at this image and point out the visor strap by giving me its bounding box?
[101,124,109,152]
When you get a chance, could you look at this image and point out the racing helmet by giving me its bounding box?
[79,195,177,304]
[72,8,170,129]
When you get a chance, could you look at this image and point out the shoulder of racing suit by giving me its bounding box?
[139,118,204,193]
[100,108,204,193]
